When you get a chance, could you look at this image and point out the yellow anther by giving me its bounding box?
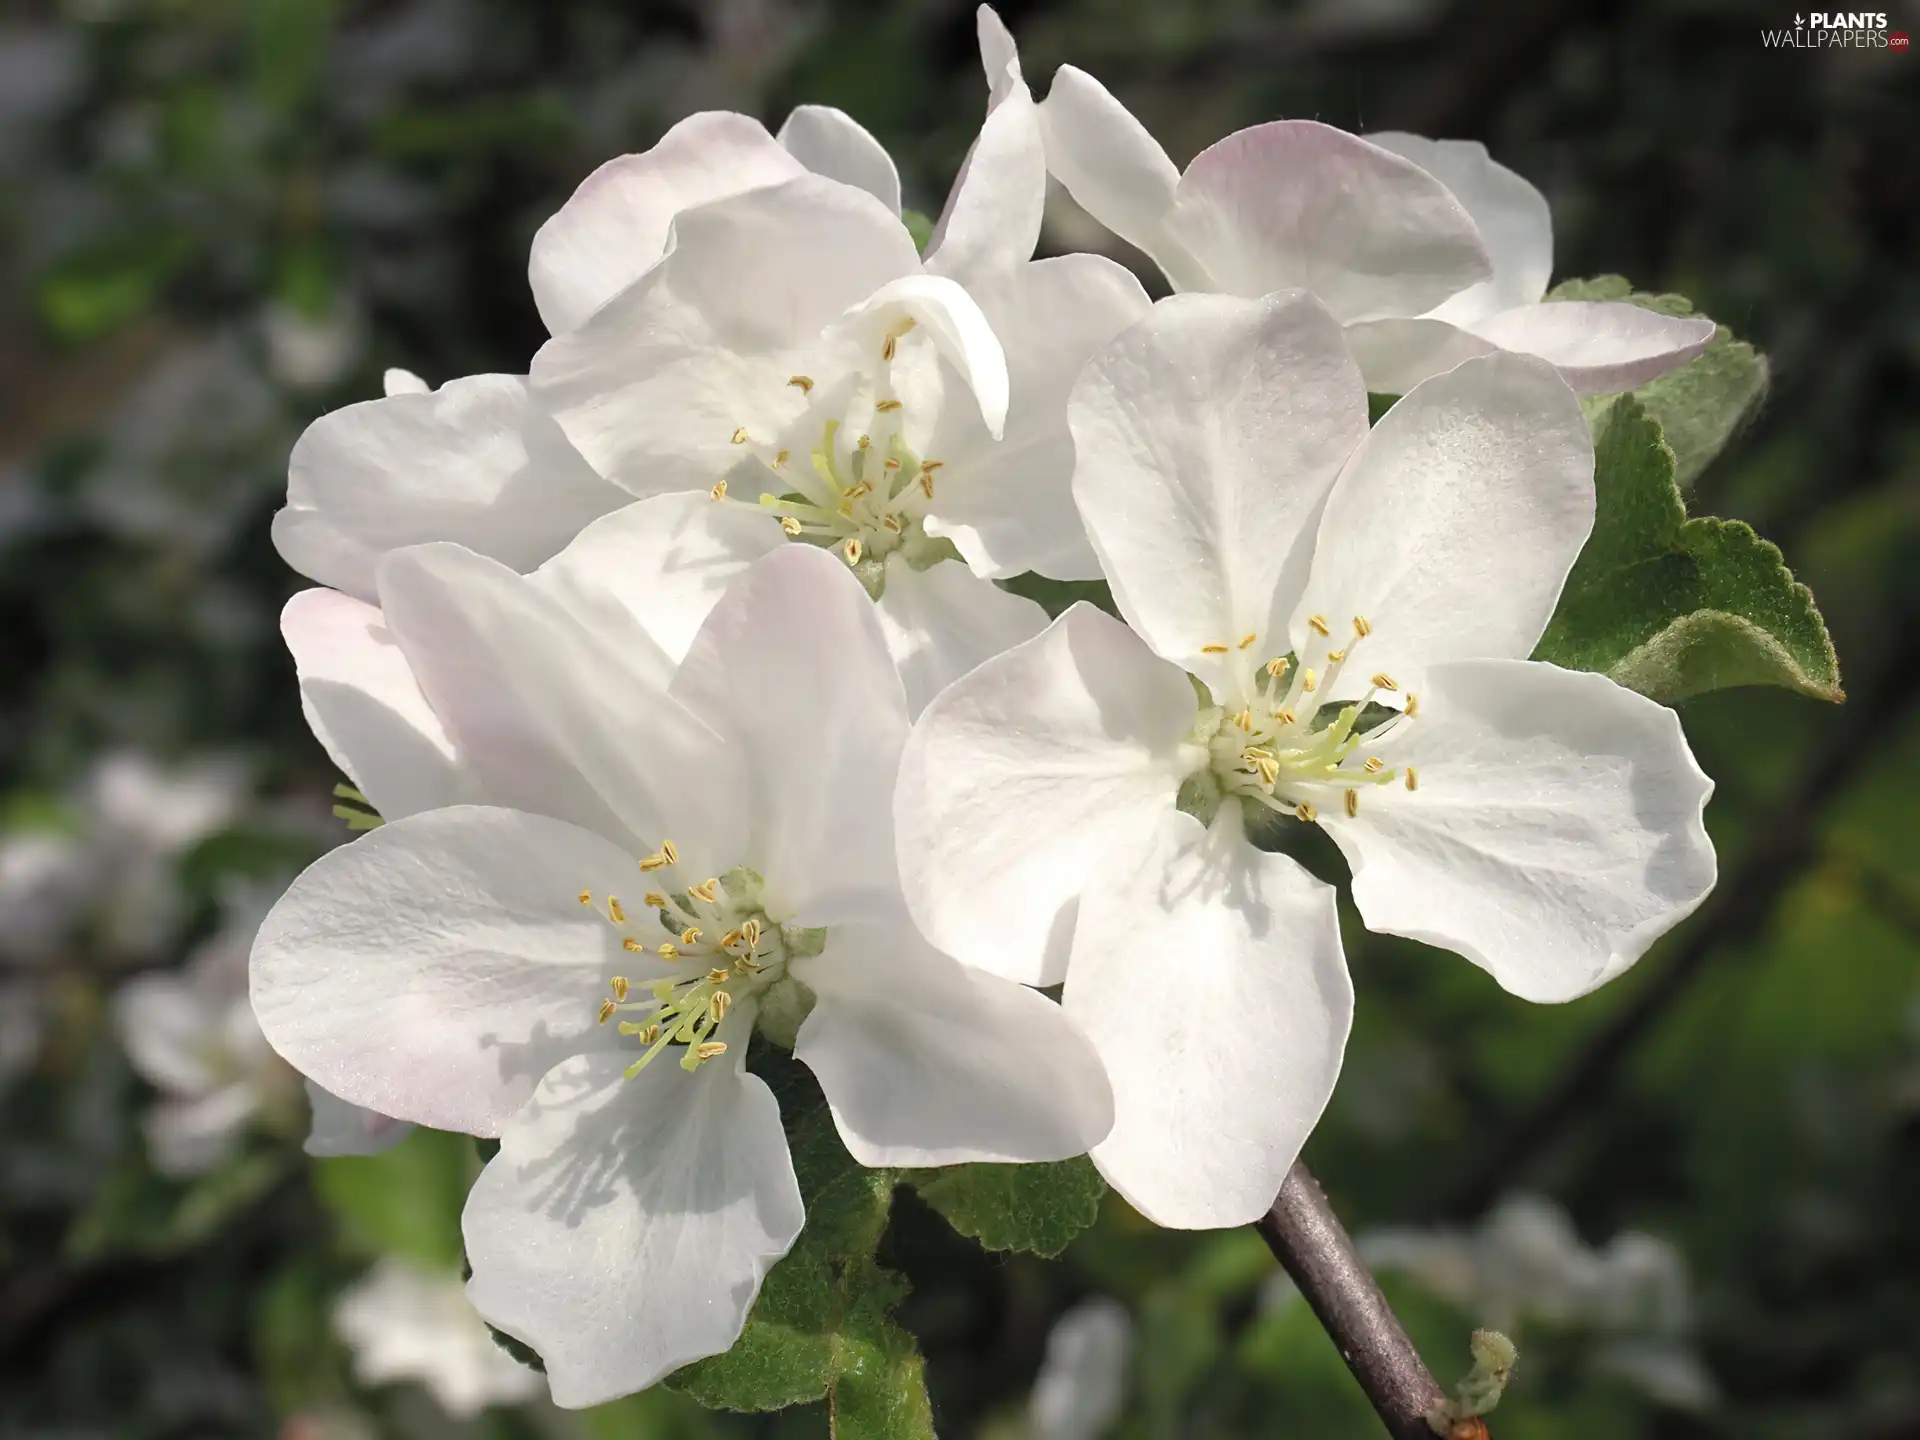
[1363,757,1384,774]
[857,434,871,450]
[844,537,863,565]
[1344,789,1359,818]
[920,459,944,473]
[598,999,617,1024]
[1371,673,1399,691]
[577,889,591,906]
[657,943,679,959]
[735,954,763,973]
[638,1023,661,1044]
[1302,668,1318,692]
[679,927,702,946]
[1243,745,1275,761]
[1265,657,1291,679]
[1405,693,1420,717]
[1273,708,1296,725]
[1326,648,1345,663]
[774,449,790,467]
[919,472,935,498]
[1405,766,1419,791]
[882,335,897,361]
[883,513,902,532]
[1238,632,1258,650]
[780,516,803,536]
[730,427,749,445]
[1253,756,1280,785]
[1353,615,1372,636]
[1294,801,1318,822]
[708,991,733,1024]
[695,1041,728,1061]
[706,968,731,984]
[638,840,679,871]
[623,937,643,952]
[1201,644,1229,655]
[788,375,814,393]
[689,878,719,903]
[843,480,873,502]
[884,457,901,471]
[876,399,903,413]
[643,892,667,909]
[720,928,744,949]
[1308,615,1331,635]
[610,977,630,1002]
[1232,709,1254,731]
[709,479,728,500]
[607,896,626,923]
[741,918,762,946]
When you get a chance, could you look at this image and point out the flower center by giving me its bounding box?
[718,320,957,598]
[1190,614,1421,824]
[577,842,824,1077]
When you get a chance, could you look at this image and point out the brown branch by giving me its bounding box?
[1257,1161,1468,1440]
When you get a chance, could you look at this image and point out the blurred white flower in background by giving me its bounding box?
[332,1257,544,1419]
[1029,1297,1133,1440]
[0,827,88,966]
[262,300,366,392]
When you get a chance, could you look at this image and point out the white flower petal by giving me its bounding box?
[1069,290,1366,693]
[533,176,923,496]
[894,603,1197,986]
[835,273,1009,437]
[304,1079,413,1158]
[383,367,431,396]
[1325,659,1716,1003]
[871,554,1050,717]
[1341,316,1501,397]
[529,112,806,334]
[1467,302,1718,396]
[114,974,219,1095]
[795,920,1113,1165]
[1291,352,1593,690]
[1160,122,1492,320]
[251,807,642,1137]
[1067,807,1350,1229]
[1037,65,1183,268]
[1364,133,1554,324]
[777,104,902,214]
[277,374,625,603]
[927,254,1152,581]
[529,493,784,663]
[669,547,909,926]
[924,8,1046,287]
[378,543,745,873]
[146,1085,259,1177]
[463,1045,803,1409]
[281,588,470,822]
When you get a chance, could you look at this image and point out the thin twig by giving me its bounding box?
[1441,659,1920,1221]
[1257,1161,1459,1440]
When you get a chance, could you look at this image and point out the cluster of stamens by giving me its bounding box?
[1202,614,1421,822]
[579,841,788,1077]
[718,321,949,586]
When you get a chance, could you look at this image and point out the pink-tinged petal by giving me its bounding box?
[1067,807,1351,1228]
[671,547,910,927]
[1291,352,1594,690]
[796,920,1113,1165]
[1161,121,1491,320]
[529,112,805,335]
[250,807,647,1137]
[1069,290,1366,696]
[1325,659,1716,1002]
[281,588,470,822]
[278,374,626,603]
[777,105,901,214]
[464,1039,802,1407]
[894,603,1199,987]
[1365,133,1554,322]
[1468,301,1718,396]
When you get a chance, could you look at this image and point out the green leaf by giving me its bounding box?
[900,208,936,255]
[68,1147,289,1259]
[998,573,1116,620]
[905,1157,1106,1259]
[1548,275,1770,485]
[1534,397,1841,704]
[668,1077,931,1438]
[314,1126,472,1268]
[1367,393,1398,425]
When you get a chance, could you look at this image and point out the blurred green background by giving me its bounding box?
[1,1,1915,1436]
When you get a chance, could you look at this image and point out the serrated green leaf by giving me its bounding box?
[668,1079,930,1438]
[314,1125,471,1268]
[1548,274,1769,485]
[1535,397,1841,704]
[905,1157,1105,1259]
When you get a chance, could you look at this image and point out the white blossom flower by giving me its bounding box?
[254,542,1113,1406]
[1034,57,1714,394]
[895,291,1717,1229]
[332,1257,544,1418]
[1029,1297,1133,1440]
[112,884,408,1173]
